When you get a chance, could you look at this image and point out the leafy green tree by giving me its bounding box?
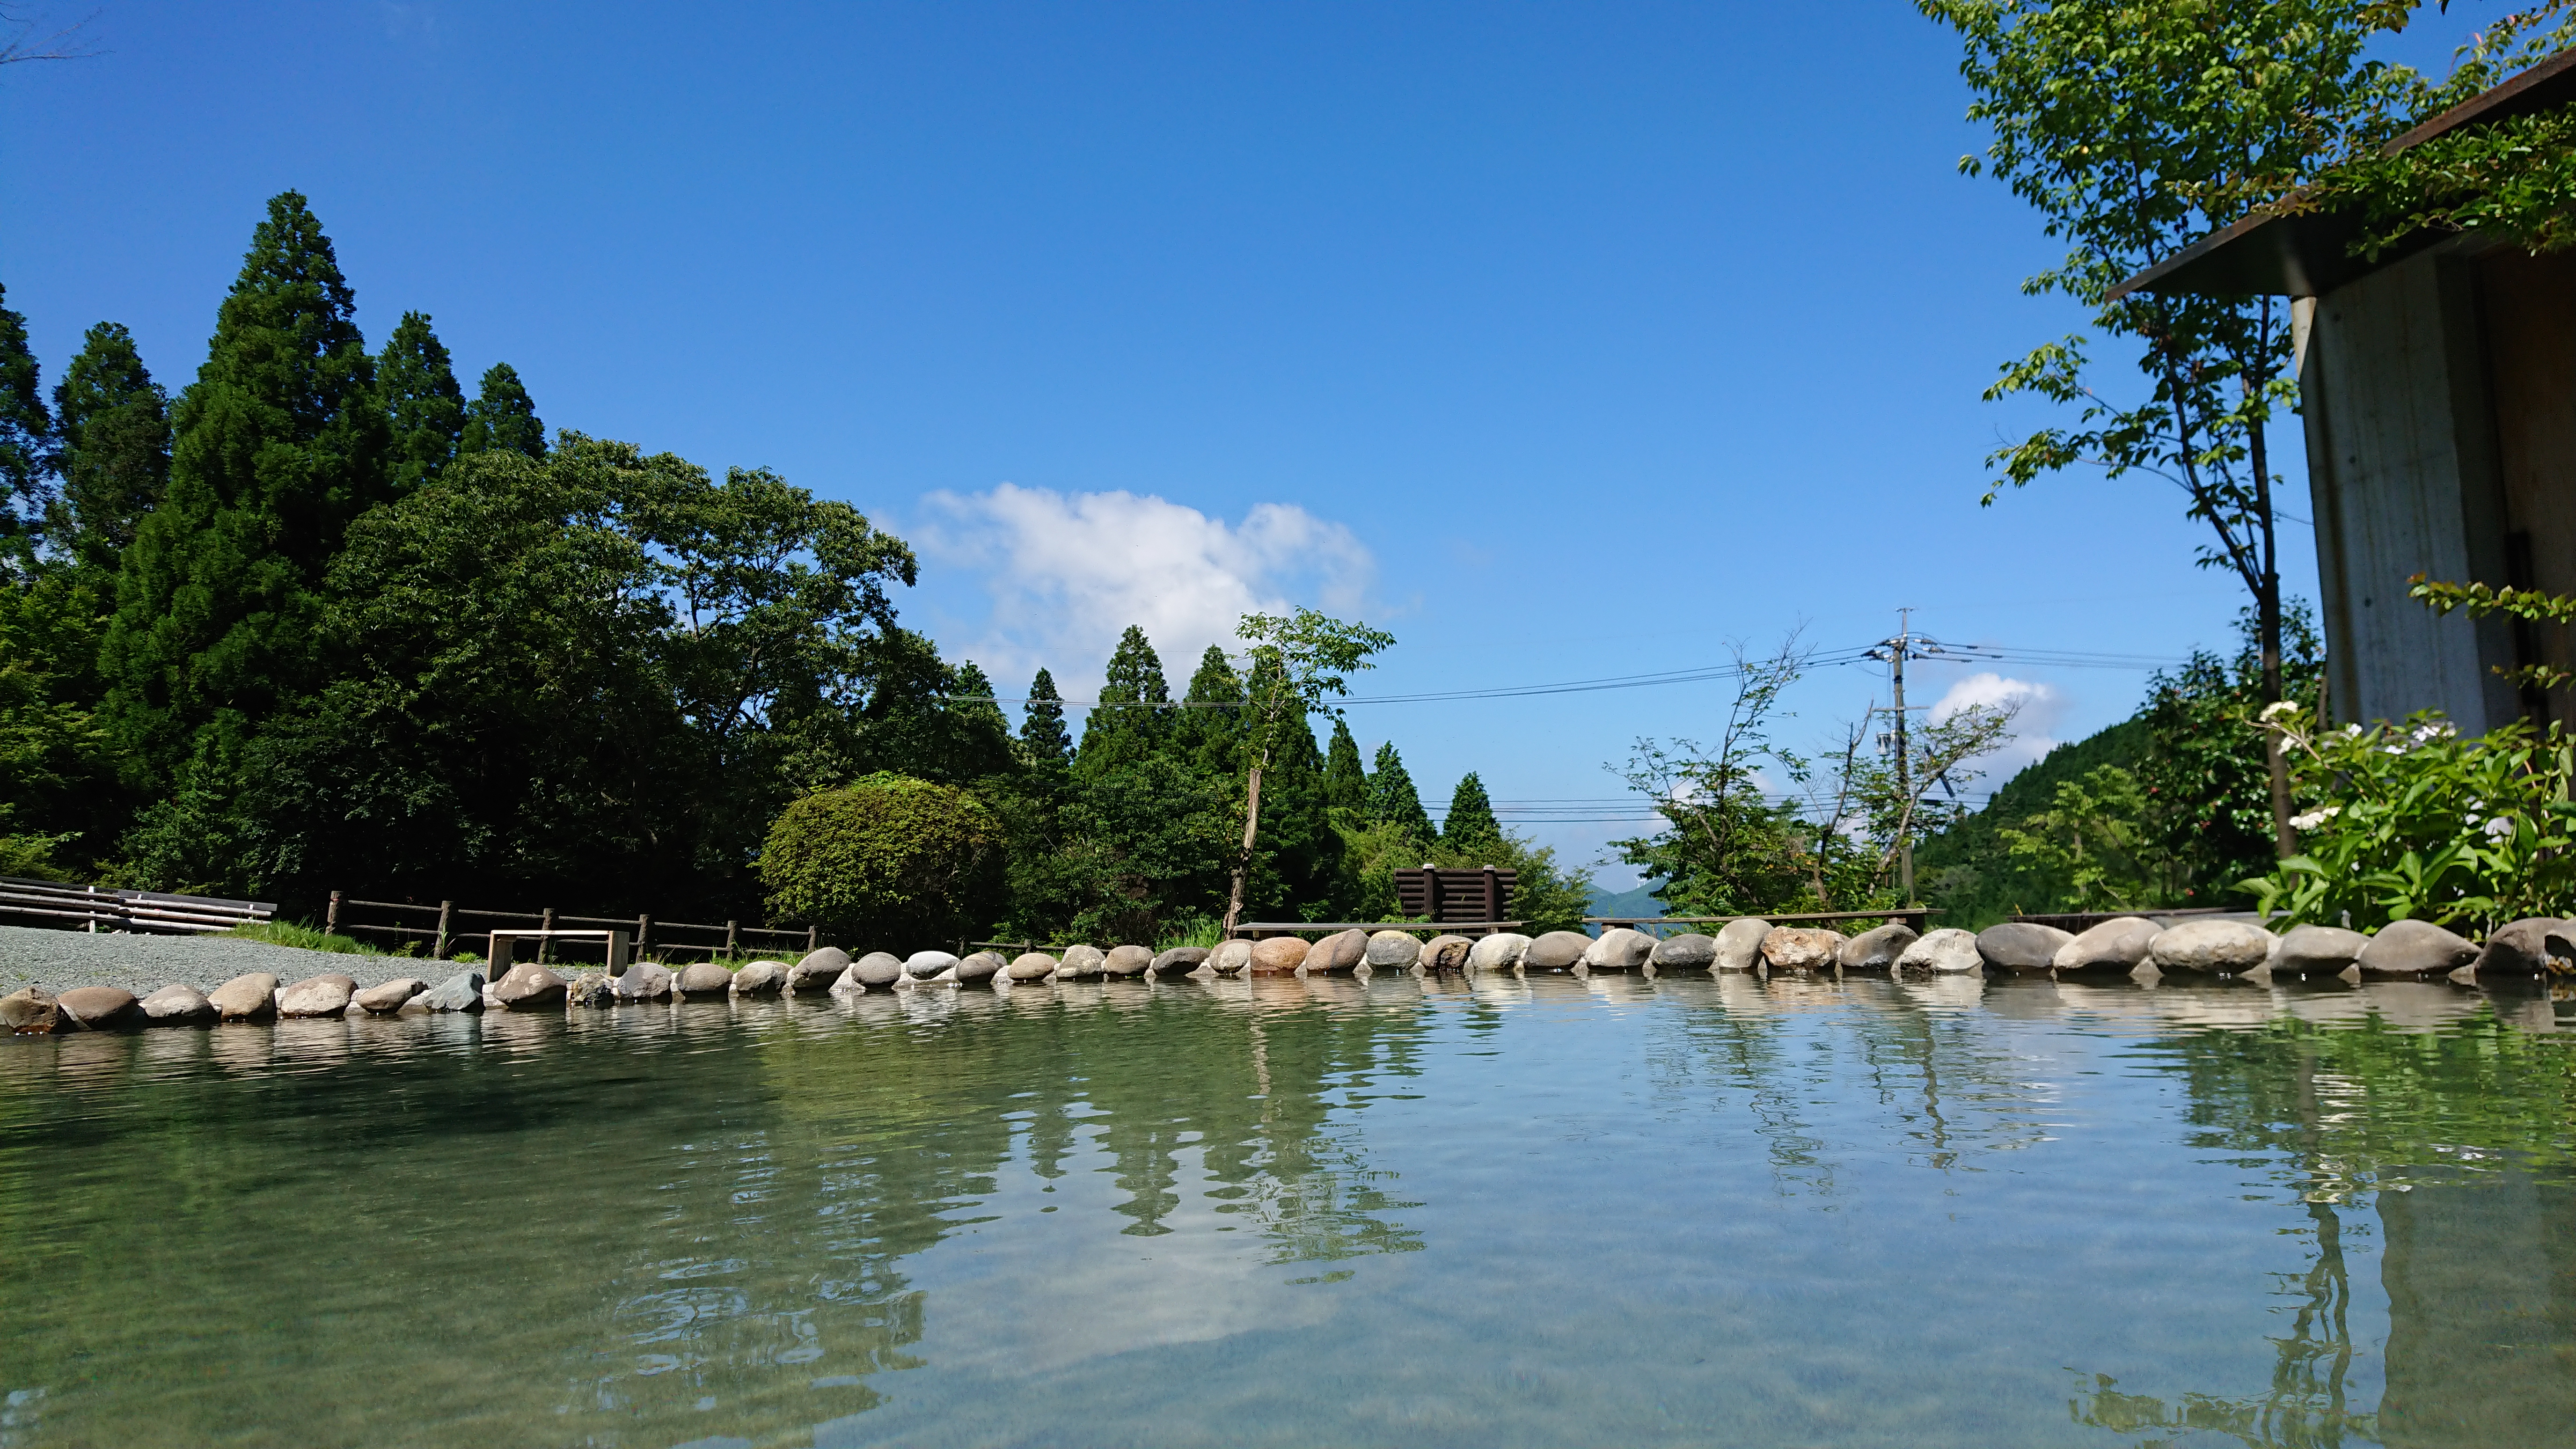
[1174,644,1244,778]
[459,361,544,458]
[49,322,168,572]
[1019,667,1072,766]
[1322,717,1368,816]
[761,772,1007,948]
[0,283,53,572]
[100,191,391,800]
[1223,607,1393,930]
[1611,636,1815,915]
[378,311,463,493]
[2132,603,2328,900]
[1366,742,1433,842]
[1076,624,1171,775]
[1996,763,2160,910]
[1919,0,2411,855]
[1440,771,1503,855]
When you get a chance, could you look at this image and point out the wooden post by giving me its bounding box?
[539,907,556,964]
[326,891,342,937]
[725,919,739,956]
[435,900,454,960]
[636,914,652,962]
[805,924,818,954]
[1483,866,1500,928]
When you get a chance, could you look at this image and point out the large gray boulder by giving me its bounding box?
[491,963,568,1009]
[417,971,486,1012]
[353,978,429,1014]
[674,962,735,997]
[1250,937,1309,973]
[140,983,217,1025]
[2356,918,2478,977]
[1649,932,1718,969]
[1150,946,1210,975]
[1,985,60,1033]
[566,972,617,1007]
[277,973,358,1017]
[1898,928,1983,973]
[1713,918,1771,972]
[2051,917,2159,973]
[1420,934,1475,973]
[1763,927,1844,971]
[789,947,851,992]
[1365,930,1424,969]
[1306,929,1368,973]
[1976,923,2072,973]
[904,950,956,980]
[612,963,674,1001]
[1058,944,1108,980]
[208,972,282,1021]
[1522,931,1591,971]
[1840,922,1920,972]
[2148,919,2274,973]
[731,960,787,996]
[1465,933,1530,971]
[954,951,1003,984]
[1582,928,1654,971]
[2275,924,2369,974]
[57,986,141,1030]
[1007,951,1059,981]
[1104,944,1154,977]
[828,963,871,998]
[2470,917,2568,975]
[1208,939,1253,975]
[849,952,905,988]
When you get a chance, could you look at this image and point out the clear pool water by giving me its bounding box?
[3,971,2572,1448]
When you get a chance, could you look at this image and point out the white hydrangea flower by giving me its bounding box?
[2288,805,2341,830]
[2483,815,2516,839]
[2260,700,2300,722]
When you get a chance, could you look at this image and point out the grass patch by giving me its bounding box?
[225,920,386,956]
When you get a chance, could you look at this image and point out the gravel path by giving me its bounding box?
[0,924,426,996]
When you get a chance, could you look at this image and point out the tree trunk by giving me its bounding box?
[1223,764,1264,934]
[2248,316,2296,859]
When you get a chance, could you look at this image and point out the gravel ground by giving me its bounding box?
[0,924,430,996]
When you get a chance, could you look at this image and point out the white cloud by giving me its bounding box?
[911,483,1376,702]
[1926,672,2065,783]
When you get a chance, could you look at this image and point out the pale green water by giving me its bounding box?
[3,972,2574,1449]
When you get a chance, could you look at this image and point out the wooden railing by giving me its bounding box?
[1585,908,1940,933]
[0,875,276,935]
[325,892,817,964]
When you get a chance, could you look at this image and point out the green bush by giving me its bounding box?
[2243,704,2576,932]
[759,773,1005,948]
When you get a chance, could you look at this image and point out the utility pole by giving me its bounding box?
[1866,608,1948,906]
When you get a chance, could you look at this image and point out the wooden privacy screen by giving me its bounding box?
[1392,867,1517,925]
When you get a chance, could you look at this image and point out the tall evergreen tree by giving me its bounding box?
[947,660,1013,753]
[0,284,54,570]
[1020,667,1072,765]
[1368,741,1434,842]
[100,190,392,799]
[1323,717,1368,815]
[379,311,463,493]
[1175,643,1244,777]
[1441,771,1503,854]
[1076,624,1171,775]
[50,322,169,572]
[459,361,544,458]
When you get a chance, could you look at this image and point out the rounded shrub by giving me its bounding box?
[759,773,1004,947]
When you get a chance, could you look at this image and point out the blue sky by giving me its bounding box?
[0,2,2492,882]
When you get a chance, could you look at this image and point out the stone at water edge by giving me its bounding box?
[827,964,868,998]
[1006,951,1060,981]
[848,952,903,988]
[1207,939,1254,975]
[2051,917,2158,973]
[1057,945,1108,981]
[954,951,1004,984]
[1712,918,1771,972]
[1897,928,1983,973]
[1648,933,1718,969]
[1464,933,1531,971]
[140,984,218,1025]
[492,963,569,1009]
[612,963,675,1001]
[1305,930,1368,973]
[207,972,282,1021]
[904,951,963,981]
[2356,919,2478,977]
[352,978,429,1013]
[2147,920,2274,973]
[416,972,486,1012]
[1420,935,1475,973]
[1762,928,1844,971]
[1,986,61,1034]
[277,974,359,1017]
[1975,923,2072,973]
[566,972,617,1007]
[674,963,735,997]
[1839,922,1919,972]
[1248,937,1309,974]
[732,961,788,996]
[2274,924,2369,974]
[1522,932,1591,971]
[56,986,141,1030]
[1104,945,1154,977]
[1150,946,1211,976]
[1582,929,1654,971]
[2469,917,2569,975]
[1365,931,1425,969]
[789,947,852,992]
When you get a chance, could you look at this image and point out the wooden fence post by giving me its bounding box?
[725,919,739,956]
[637,914,652,963]
[435,900,454,960]
[326,891,342,937]
[805,924,818,954]
[539,907,556,964]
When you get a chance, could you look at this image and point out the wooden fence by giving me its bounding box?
[0,875,276,934]
[325,892,817,965]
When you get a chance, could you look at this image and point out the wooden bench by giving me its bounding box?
[487,929,630,973]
